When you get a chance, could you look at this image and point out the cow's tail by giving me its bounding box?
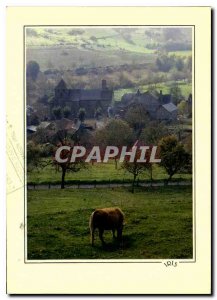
[89,211,95,246]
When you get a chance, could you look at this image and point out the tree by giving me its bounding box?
[95,119,134,147]
[27,141,51,172]
[52,106,62,120]
[177,100,188,115]
[186,56,192,71]
[155,54,175,72]
[175,58,184,71]
[159,135,190,183]
[170,84,183,105]
[95,119,134,169]
[28,121,88,189]
[139,121,169,183]
[27,113,39,126]
[94,107,103,120]
[53,141,86,189]
[27,141,42,171]
[63,106,71,118]
[140,121,169,145]
[78,108,86,122]
[51,122,91,189]
[125,104,149,137]
[122,149,149,193]
[119,71,134,88]
[26,61,40,81]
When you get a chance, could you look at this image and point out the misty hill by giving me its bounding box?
[26,27,192,71]
[26,27,192,53]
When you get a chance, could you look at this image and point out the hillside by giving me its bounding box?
[26,27,192,52]
[26,27,192,70]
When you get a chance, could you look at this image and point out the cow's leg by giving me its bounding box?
[91,228,95,246]
[112,229,116,239]
[117,227,123,241]
[99,228,105,245]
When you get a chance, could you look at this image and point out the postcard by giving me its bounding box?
[6,6,211,294]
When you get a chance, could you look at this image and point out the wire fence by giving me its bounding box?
[27,178,192,190]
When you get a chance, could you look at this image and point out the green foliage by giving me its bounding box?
[31,128,49,144]
[26,60,40,81]
[122,150,151,193]
[187,56,192,70]
[156,55,175,72]
[170,84,183,105]
[125,104,150,134]
[156,54,187,75]
[78,108,86,122]
[163,42,191,52]
[63,106,71,118]
[95,119,134,147]
[175,58,184,71]
[159,135,190,182]
[27,141,47,171]
[52,106,62,120]
[119,71,134,88]
[177,100,188,115]
[140,121,169,145]
[27,113,39,126]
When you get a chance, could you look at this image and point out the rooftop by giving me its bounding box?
[162,102,177,112]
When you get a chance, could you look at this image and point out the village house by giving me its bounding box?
[51,79,113,118]
[115,89,178,121]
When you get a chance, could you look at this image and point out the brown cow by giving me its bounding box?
[89,207,124,246]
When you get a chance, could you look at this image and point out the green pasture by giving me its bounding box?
[27,186,193,260]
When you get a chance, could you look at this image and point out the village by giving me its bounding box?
[27,78,192,137]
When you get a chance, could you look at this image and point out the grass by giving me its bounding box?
[26,46,156,71]
[26,27,155,54]
[168,50,192,57]
[26,28,191,55]
[27,186,193,260]
[27,161,192,185]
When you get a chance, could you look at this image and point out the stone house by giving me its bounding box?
[115,89,177,121]
[156,102,177,121]
[51,79,113,118]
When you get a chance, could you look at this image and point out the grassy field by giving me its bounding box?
[27,186,193,260]
[26,27,191,56]
[26,47,155,71]
[27,161,192,185]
